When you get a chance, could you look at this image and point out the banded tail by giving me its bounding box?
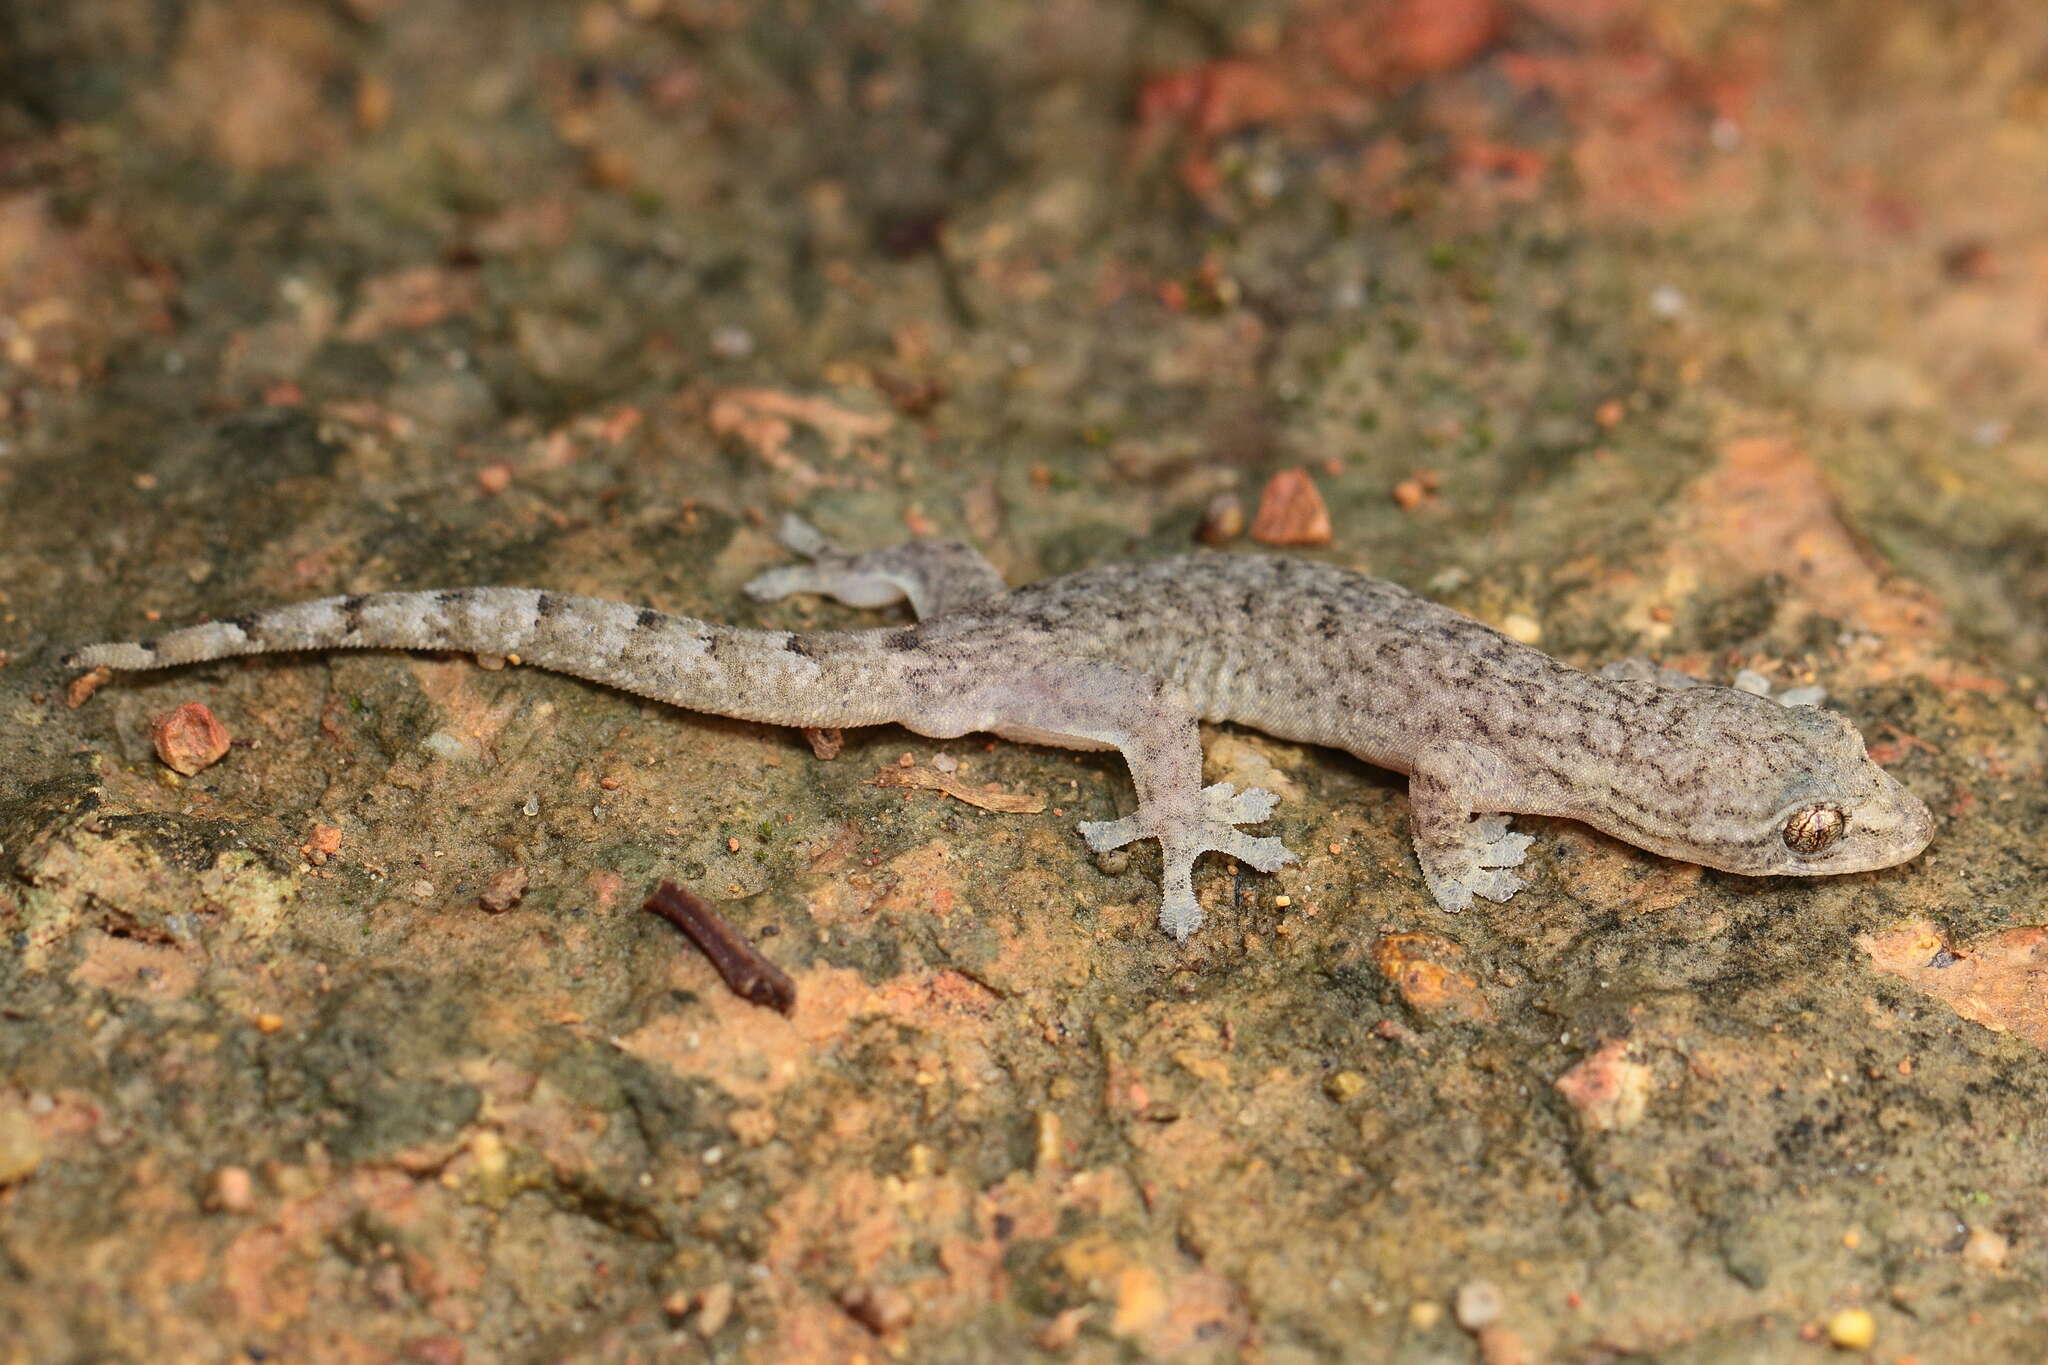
[65,587,925,729]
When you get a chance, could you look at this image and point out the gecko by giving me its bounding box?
[65,517,1934,941]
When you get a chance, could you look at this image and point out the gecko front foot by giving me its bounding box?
[1079,783,1297,941]
[1417,813,1534,913]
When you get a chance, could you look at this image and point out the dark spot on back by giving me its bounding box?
[138,639,158,654]
[535,592,564,618]
[436,590,470,609]
[340,595,367,633]
[784,635,813,658]
[636,608,662,630]
[886,630,920,652]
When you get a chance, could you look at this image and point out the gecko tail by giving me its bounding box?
[67,591,531,671]
[65,586,924,729]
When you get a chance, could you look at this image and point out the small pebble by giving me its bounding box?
[1961,1225,2009,1270]
[709,325,755,359]
[693,1281,736,1337]
[1197,492,1245,544]
[479,866,529,913]
[1454,1279,1504,1331]
[1322,1070,1367,1103]
[1391,469,1441,511]
[840,1283,914,1335]
[151,702,231,775]
[1036,1306,1091,1350]
[1094,848,1131,876]
[302,823,343,866]
[1250,468,1332,546]
[1477,1325,1529,1365]
[210,1165,255,1212]
[1825,1307,1874,1350]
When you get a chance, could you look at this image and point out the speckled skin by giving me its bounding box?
[67,520,1934,941]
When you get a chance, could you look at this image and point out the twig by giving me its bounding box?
[871,764,1045,813]
[643,880,796,1016]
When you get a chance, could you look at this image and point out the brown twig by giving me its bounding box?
[871,764,1045,813]
[643,880,796,1016]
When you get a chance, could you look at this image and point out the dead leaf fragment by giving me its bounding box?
[1250,467,1332,545]
[151,702,231,775]
[803,726,845,760]
[709,387,893,460]
[341,265,481,341]
[872,765,1046,814]
[66,666,112,708]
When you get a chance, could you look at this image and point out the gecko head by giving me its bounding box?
[1633,687,1934,879]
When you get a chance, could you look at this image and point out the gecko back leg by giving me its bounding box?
[913,664,1297,941]
[744,515,1007,619]
[1407,742,1535,913]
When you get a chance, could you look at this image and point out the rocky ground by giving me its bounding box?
[3,1,2047,1361]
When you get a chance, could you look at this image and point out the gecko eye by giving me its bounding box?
[1782,803,1846,856]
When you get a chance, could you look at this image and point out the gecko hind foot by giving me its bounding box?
[743,517,909,610]
[1079,783,1298,942]
[1420,815,1533,913]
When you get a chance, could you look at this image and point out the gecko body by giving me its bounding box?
[67,520,1933,940]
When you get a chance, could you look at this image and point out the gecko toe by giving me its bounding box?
[1204,781,1279,824]
[1476,831,1534,869]
[1217,832,1296,873]
[1427,877,1475,913]
[743,567,810,602]
[1467,868,1530,903]
[1158,891,1205,942]
[776,514,831,558]
[1417,813,1535,912]
[1078,815,1144,853]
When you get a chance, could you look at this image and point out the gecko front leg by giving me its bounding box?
[914,665,1294,941]
[1407,743,1535,913]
